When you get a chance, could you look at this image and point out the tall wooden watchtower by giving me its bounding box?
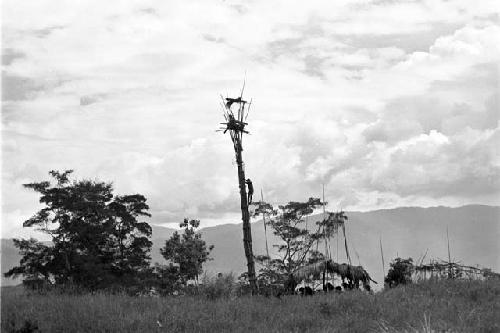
[218,87,257,293]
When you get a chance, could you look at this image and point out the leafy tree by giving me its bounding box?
[160,218,214,284]
[5,170,152,290]
[385,257,414,288]
[251,198,349,293]
[4,238,53,282]
[253,198,336,285]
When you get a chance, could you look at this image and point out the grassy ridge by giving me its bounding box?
[2,279,499,332]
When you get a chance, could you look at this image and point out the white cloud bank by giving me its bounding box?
[2,0,500,236]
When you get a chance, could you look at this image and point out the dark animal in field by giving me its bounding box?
[297,286,314,296]
[323,282,335,292]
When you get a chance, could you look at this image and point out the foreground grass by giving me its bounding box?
[2,279,499,332]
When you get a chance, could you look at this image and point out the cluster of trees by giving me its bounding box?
[8,170,350,295]
[6,171,213,293]
[251,198,348,290]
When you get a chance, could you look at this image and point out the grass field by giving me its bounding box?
[2,279,499,332]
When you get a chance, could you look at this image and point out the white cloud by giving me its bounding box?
[2,0,499,237]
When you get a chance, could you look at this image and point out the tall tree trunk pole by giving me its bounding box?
[219,88,257,293]
[261,189,269,258]
[447,226,452,278]
[234,139,257,293]
[380,235,385,284]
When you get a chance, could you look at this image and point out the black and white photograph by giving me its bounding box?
[1,1,499,332]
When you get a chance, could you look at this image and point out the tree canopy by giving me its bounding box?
[160,218,214,284]
[5,170,153,290]
[253,197,346,287]
[385,257,414,288]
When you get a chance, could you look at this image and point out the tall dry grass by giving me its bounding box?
[2,278,499,332]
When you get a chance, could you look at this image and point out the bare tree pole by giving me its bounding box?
[322,184,329,292]
[261,189,270,258]
[322,184,328,258]
[379,235,385,280]
[218,86,257,293]
[447,226,451,262]
[447,225,452,278]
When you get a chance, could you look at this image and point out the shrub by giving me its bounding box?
[200,272,237,300]
[385,257,414,288]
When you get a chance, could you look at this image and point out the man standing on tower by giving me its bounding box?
[245,179,254,204]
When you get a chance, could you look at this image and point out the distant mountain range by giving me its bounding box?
[2,205,499,287]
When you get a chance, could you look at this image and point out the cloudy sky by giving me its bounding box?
[2,0,499,238]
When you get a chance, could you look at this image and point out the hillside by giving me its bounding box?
[2,205,499,287]
[198,204,500,288]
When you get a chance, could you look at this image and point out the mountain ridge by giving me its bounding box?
[2,204,499,287]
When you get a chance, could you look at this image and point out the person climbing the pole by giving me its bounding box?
[245,179,254,204]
